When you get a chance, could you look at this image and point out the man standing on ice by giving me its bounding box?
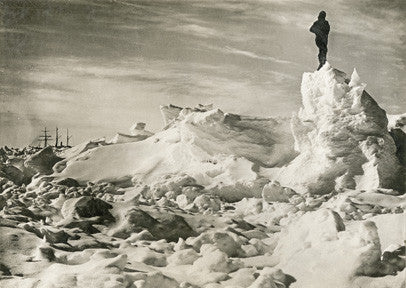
[310,11,330,70]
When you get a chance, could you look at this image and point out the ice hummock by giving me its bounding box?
[55,105,296,200]
[272,63,403,194]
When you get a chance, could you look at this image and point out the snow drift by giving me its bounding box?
[55,105,295,199]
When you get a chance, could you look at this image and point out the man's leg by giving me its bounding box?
[317,46,327,70]
[317,50,324,70]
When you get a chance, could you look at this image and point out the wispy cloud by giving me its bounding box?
[266,71,296,83]
[168,24,221,38]
[223,46,292,64]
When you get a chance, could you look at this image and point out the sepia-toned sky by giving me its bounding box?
[0,0,405,147]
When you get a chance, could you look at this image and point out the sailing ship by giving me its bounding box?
[32,127,73,148]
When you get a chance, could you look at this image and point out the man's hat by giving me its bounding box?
[318,11,326,19]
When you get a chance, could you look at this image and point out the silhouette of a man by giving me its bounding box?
[310,11,330,70]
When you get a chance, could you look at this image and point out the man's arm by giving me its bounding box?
[310,22,316,33]
[310,21,321,34]
[326,21,330,34]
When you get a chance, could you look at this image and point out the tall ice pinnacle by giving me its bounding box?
[275,63,403,194]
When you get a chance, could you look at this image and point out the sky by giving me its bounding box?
[0,0,405,147]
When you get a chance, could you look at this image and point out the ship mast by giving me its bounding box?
[66,128,72,147]
[39,127,52,148]
[55,127,61,147]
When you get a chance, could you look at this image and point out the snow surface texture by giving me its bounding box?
[1,63,405,288]
[109,123,154,145]
[388,113,406,133]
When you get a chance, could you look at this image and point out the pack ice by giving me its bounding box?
[0,63,404,288]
